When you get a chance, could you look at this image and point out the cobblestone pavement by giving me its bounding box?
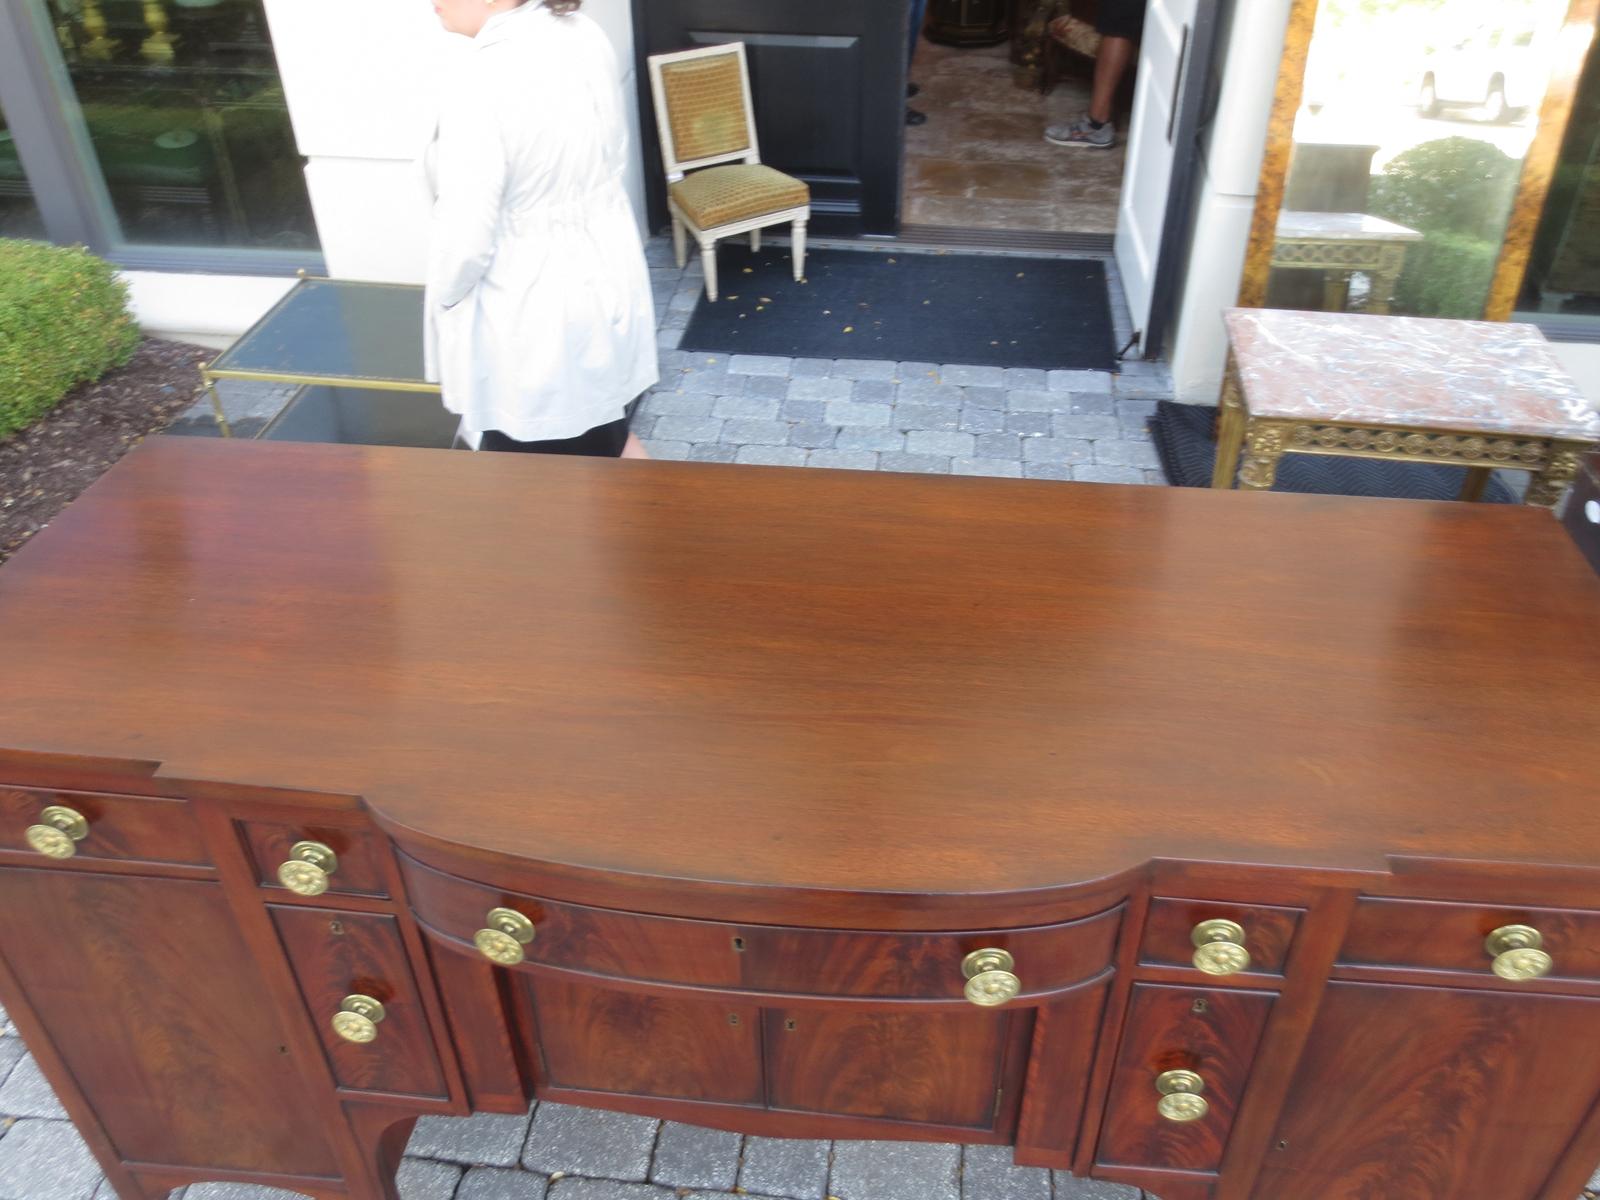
[14,241,1595,1199]
[637,237,1170,484]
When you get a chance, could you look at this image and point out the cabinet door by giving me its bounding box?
[764,1007,1026,1135]
[1252,981,1600,1200]
[0,868,340,1178]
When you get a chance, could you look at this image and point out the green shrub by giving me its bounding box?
[1390,230,1500,318]
[0,239,139,440]
[1367,136,1522,241]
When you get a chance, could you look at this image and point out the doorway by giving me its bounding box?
[902,31,1127,236]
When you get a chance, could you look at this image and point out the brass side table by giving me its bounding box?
[1212,308,1600,507]
[1271,211,1422,315]
[202,277,438,437]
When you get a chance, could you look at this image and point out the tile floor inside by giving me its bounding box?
[904,39,1125,234]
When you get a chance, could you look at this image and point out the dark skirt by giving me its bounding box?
[479,415,630,458]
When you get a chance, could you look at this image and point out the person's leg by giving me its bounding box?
[1087,34,1135,124]
[1045,0,1141,147]
[622,433,651,459]
[908,0,928,67]
[906,0,928,125]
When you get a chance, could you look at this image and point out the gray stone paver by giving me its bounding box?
[646,1123,740,1190]
[1049,369,1113,393]
[879,452,952,474]
[906,430,975,458]
[737,1136,831,1200]
[0,1040,24,1090]
[712,395,781,420]
[953,458,1023,478]
[0,1056,67,1120]
[409,1110,535,1168]
[1052,1174,1143,1199]
[831,1140,960,1200]
[398,1157,465,1200]
[962,1145,1050,1200]
[181,1185,309,1198]
[459,1165,551,1200]
[547,1181,673,1200]
[736,445,808,467]
[0,1119,100,1200]
[807,449,879,471]
[521,1103,657,1182]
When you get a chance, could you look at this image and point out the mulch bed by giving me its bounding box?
[0,338,210,564]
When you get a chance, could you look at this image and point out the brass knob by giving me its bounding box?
[277,841,338,896]
[961,948,1022,1007]
[475,907,536,965]
[1155,1069,1209,1122]
[331,994,386,1044]
[1486,925,1553,982]
[25,805,89,859]
[1191,918,1251,976]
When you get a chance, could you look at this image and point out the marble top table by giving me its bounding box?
[1212,308,1600,506]
[1272,211,1423,314]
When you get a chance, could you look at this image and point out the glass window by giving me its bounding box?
[0,106,47,240]
[1517,24,1600,331]
[35,0,317,253]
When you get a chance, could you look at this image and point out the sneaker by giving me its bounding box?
[1045,116,1114,148]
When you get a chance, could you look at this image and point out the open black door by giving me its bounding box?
[633,0,910,237]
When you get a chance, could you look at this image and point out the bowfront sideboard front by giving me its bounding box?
[1,440,1599,1200]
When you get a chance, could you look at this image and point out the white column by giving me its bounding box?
[1168,0,1293,402]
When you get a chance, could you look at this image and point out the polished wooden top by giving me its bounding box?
[2,440,1598,909]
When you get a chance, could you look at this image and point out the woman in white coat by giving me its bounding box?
[427,0,658,457]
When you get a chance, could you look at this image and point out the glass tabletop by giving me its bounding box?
[208,279,431,388]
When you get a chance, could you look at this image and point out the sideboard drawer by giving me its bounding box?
[0,786,210,869]
[1139,898,1303,978]
[399,854,1120,1002]
[1340,898,1600,983]
[1096,983,1275,1175]
[271,905,448,1099]
[241,820,391,899]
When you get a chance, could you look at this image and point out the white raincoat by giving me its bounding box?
[423,3,658,446]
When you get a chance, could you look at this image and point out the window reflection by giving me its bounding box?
[1270,0,1570,320]
[40,0,317,252]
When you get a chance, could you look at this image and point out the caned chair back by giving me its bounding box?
[647,43,760,181]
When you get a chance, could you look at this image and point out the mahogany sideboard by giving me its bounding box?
[2,440,1600,1200]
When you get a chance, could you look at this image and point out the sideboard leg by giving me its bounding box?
[343,1104,421,1200]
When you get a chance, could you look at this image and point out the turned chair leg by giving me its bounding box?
[750,228,762,252]
[792,219,807,283]
[700,239,719,301]
[671,216,687,269]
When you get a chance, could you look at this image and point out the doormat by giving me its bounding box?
[678,244,1117,371]
[1150,400,1518,502]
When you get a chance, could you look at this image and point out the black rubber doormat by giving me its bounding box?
[679,244,1117,371]
[1150,400,1518,502]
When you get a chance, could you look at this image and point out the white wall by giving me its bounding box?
[1548,341,1600,412]
[124,271,296,348]
[1168,0,1292,403]
[259,0,647,284]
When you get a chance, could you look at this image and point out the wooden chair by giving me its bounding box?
[646,43,810,302]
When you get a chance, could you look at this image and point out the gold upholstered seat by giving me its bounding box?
[669,165,810,233]
[647,43,811,301]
